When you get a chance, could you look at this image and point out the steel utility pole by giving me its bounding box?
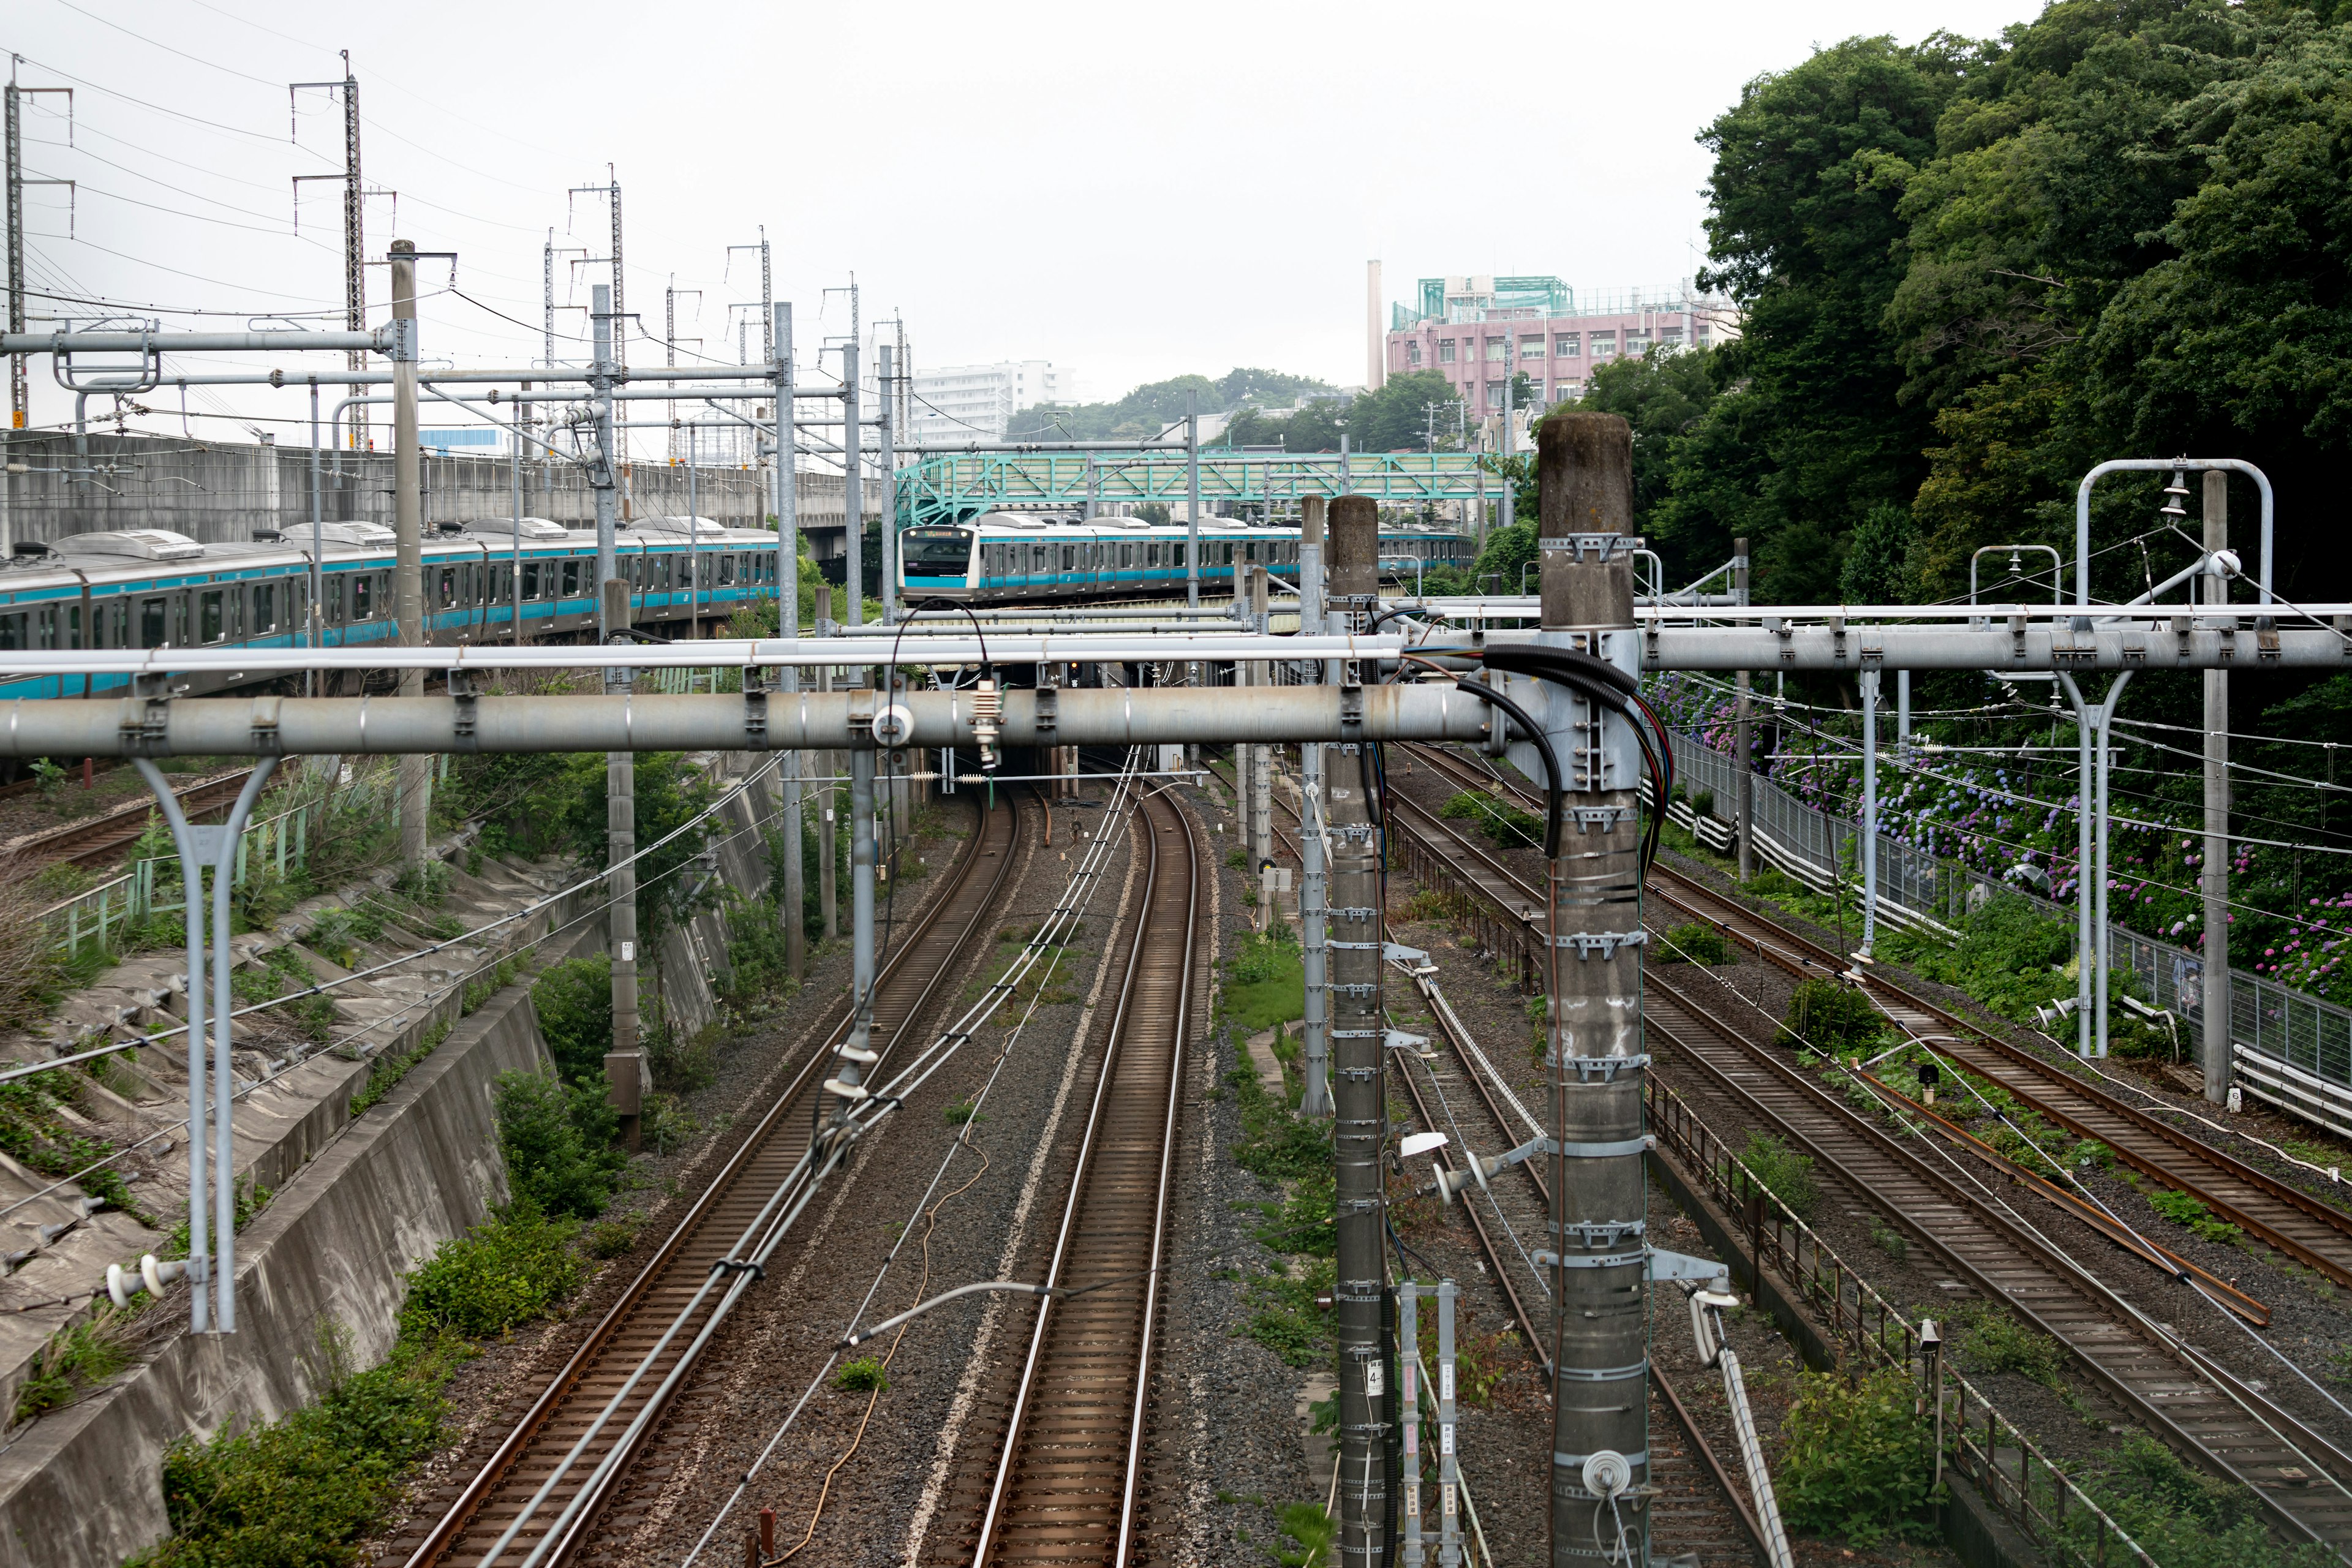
[2204,471,2231,1106]
[390,241,429,867]
[1186,388,1202,608]
[1539,411,1649,1568]
[590,282,644,1144]
[878,343,897,622]
[1298,494,1332,1120]
[8,65,71,443]
[774,298,805,981]
[1734,537,1754,879]
[1327,496,1388,1566]
[843,341,862,628]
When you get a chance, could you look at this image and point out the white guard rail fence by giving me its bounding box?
[1665,731,2352,1140]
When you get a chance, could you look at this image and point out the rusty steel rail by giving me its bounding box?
[947,786,1200,1566]
[1644,960,2352,1552]
[1404,737,2352,1294]
[394,788,1022,1568]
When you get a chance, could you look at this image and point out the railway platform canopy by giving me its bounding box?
[895,449,1499,529]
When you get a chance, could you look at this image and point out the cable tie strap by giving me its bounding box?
[1533,1250,1648,1270]
[1556,1450,1648,1470]
[1556,1136,1652,1159]
[709,1257,766,1281]
[1552,929,1648,959]
[1551,1359,1649,1384]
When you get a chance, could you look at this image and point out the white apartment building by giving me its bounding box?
[908,361,1080,446]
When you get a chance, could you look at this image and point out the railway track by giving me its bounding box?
[926,784,1200,1566]
[1401,739,2352,1289]
[1264,777,1771,1566]
[1366,742,2352,1551]
[7,766,256,868]
[393,786,1023,1568]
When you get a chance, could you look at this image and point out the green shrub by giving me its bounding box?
[2064,1431,2331,1568]
[1242,1256,1337,1365]
[531,955,614,1085]
[835,1357,889,1393]
[1774,1367,1937,1546]
[494,1070,624,1220]
[1690,788,1716,820]
[1656,921,1728,965]
[1776,976,1885,1055]
[303,906,384,969]
[1738,1131,1820,1219]
[138,1360,445,1567]
[399,1205,584,1339]
[586,1218,640,1259]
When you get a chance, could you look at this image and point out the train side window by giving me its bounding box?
[352,576,373,621]
[137,597,165,648]
[253,583,277,634]
[720,554,736,586]
[0,613,22,651]
[172,595,191,647]
[200,589,226,643]
[327,576,345,624]
[522,562,541,600]
[562,560,581,597]
[62,604,81,650]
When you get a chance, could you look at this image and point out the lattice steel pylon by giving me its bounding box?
[6,60,72,433]
[288,54,366,448]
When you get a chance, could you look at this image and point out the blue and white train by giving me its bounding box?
[0,516,780,701]
[898,511,1473,604]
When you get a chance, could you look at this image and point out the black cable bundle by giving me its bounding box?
[1476,643,1675,875]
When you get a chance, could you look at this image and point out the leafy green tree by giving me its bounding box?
[1577,347,1720,548]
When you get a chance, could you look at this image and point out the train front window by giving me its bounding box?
[904,529,971,576]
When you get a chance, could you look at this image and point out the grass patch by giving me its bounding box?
[231,946,339,1044]
[835,1357,889,1393]
[1273,1502,1335,1567]
[1950,1300,2065,1389]
[0,1063,143,1221]
[1221,927,1304,1035]
[1774,1366,1939,1547]
[2147,1185,2242,1243]
[1242,1257,1336,1366]
[1869,1218,1909,1264]
[14,1306,136,1421]
[1438,789,1540,849]
[348,1019,450,1118]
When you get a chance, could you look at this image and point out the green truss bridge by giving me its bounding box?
[894,450,1502,529]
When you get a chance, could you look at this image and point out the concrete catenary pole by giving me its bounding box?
[816,582,839,943]
[2203,470,2231,1104]
[878,342,897,624]
[1861,669,1878,955]
[1326,494,1389,1567]
[1250,565,1274,871]
[390,241,430,865]
[1734,538,1753,880]
[1537,412,1650,1567]
[774,302,805,980]
[842,342,862,629]
[592,283,643,1144]
[1298,494,1333,1119]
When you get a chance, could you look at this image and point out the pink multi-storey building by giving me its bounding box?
[1381,276,1740,415]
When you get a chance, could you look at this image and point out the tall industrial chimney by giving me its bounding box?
[1366,260,1385,392]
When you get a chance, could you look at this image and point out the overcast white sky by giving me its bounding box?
[7,0,2047,450]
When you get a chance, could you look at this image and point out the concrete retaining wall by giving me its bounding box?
[0,921,593,1568]
[0,431,872,551]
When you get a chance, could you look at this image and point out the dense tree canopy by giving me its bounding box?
[1005,367,1338,441]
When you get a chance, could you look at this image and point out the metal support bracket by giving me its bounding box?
[1034,684,1058,734]
[1552,929,1648,959]
[1570,805,1640,834]
[1646,1247,1732,1287]
[446,673,478,750]
[1382,941,1434,971]
[741,669,769,751]
[247,695,284,756]
[1384,1029,1430,1054]
[1544,533,1646,564]
[1339,682,1364,741]
[1559,1054,1651,1082]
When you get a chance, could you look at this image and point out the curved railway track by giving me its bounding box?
[394,786,1023,1568]
[1400,738,2352,1290]
[9,766,256,868]
[1262,777,1770,1566]
[927,784,1200,1566]
[1368,742,2352,1551]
